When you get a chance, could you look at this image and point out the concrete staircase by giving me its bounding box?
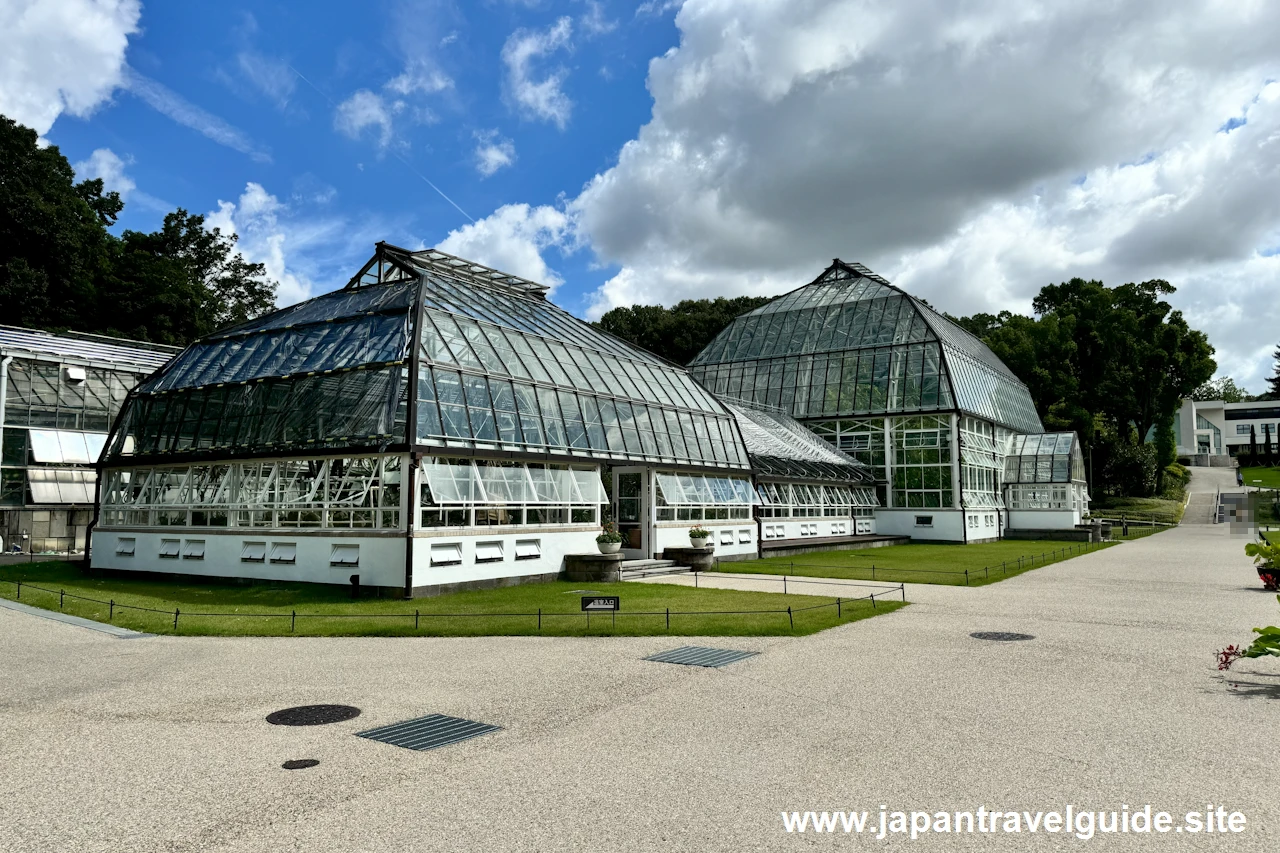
[1182,492,1216,525]
[619,558,687,580]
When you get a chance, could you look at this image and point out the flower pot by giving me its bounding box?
[689,535,710,549]
[1259,565,1279,592]
[597,541,621,555]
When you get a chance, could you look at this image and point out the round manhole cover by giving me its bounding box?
[267,705,361,726]
[282,759,320,770]
[970,631,1035,642]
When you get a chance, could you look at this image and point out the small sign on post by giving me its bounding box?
[581,596,620,612]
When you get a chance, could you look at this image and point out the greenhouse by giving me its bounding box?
[689,259,1081,542]
[1002,432,1090,529]
[92,243,767,593]
[725,399,879,544]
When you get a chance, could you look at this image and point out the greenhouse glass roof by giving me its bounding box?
[104,244,749,470]
[688,261,1044,433]
[1003,432,1086,484]
[723,399,876,484]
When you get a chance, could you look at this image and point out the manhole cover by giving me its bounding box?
[970,632,1035,642]
[644,646,759,667]
[356,714,502,751]
[282,759,319,770]
[267,705,361,726]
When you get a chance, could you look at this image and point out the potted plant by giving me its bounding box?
[1246,538,1280,591]
[688,525,711,549]
[596,522,623,554]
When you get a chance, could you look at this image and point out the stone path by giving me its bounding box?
[1,488,1276,851]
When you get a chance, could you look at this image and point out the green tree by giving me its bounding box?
[593,295,772,365]
[955,277,1216,496]
[0,113,277,345]
[1263,345,1280,401]
[1191,376,1251,403]
[0,115,121,331]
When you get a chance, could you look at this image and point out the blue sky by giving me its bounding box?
[5,1,1280,390]
[43,1,677,317]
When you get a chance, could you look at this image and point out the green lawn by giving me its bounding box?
[717,539,1113,586]
[1088,494,1186,524]
[1264,531,1279,545]
[0,562,903,637]
[1241,466,1280,489]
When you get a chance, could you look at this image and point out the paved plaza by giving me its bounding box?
[2,478,1277,851]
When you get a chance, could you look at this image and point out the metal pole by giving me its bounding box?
[837,597,841,617]
[291,610,296,632]
[787,606,793,629]
[537,608,540,632]
[415,609,420,630]
[173,608,179,630]
[109,599,114,620]
[666,607,669,631]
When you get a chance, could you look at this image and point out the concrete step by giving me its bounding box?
[620,559,690,579]
[1182,493,1216,525]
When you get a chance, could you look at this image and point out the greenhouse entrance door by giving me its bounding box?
[612,467,650,560]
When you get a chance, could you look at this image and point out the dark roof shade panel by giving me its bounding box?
[725,400,875,483]
[102,245,750,468]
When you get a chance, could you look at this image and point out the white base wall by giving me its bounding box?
[759,515,874,543]
[873,509,966,542]
[654,521,756,559]
[410,527,595,588]
[90,529,406,587]
[1008,509,1082,530]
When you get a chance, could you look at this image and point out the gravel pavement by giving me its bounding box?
[2,512,1277,851]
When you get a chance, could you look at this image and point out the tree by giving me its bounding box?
[0,113,277,345]
[593,295,773,365]
[1191,376,1251,402]
[0,115,121,331]
[955,276,1216,496]
[1263,345,1280,401]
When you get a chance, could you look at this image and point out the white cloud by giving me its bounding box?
[207,183,314,308]
[386,62,452,96]
[436,203,572,290]
[0,0,141,135]
[234,50,297,108]
[570,0,1280,389]
[502,17,574,128]
[579,0,617,36]
[125,69,271,162]
[334,89,401,150]
[73,146,171,212]
[73,148,135,197]
[473,130,517,177]
[208,182,404,308]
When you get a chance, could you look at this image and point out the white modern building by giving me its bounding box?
[1174,398,1280,462]
[1,326,177,554]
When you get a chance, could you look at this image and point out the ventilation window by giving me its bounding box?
[159,539,180,559]
[430,542,462,566]
[475,541,504,563]
[270,542,297,564]
[116,537,136,557]
[330,544,359,567]
[915,515,933,527]
[515,539,541,560]
[738,528,751,543]
[182,539,206,560]
[719,529,733,545]
[241,541,266,563]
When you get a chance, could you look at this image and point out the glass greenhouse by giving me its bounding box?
[93,244,769,592]
[1003,432,1089,518]
[689,260,1078,541]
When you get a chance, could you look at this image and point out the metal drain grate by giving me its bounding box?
[282,759,319,770]
[267,705,361,726]
[970,632,1035,642]
[644,646,759,668]
[355,714,501,751]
